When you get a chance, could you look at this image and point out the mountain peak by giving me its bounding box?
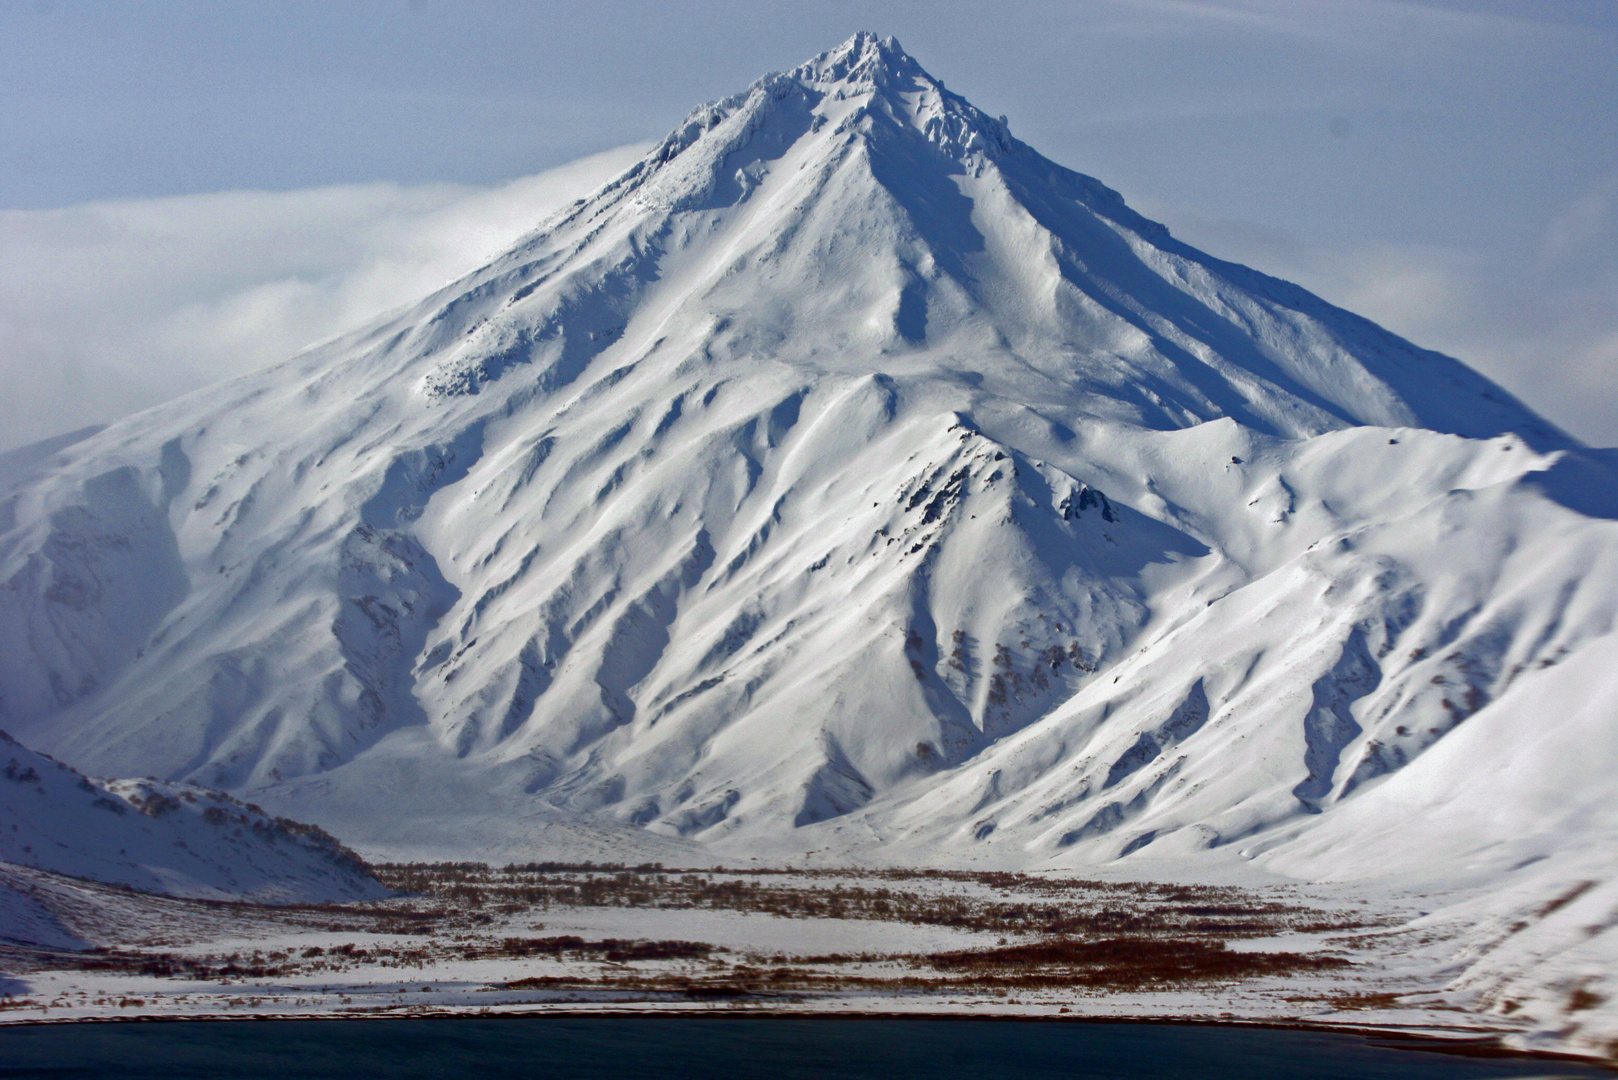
[800,31,920,87]
[640,32,1012,211]
[592,36,1560,451]
[0,33,1594,888]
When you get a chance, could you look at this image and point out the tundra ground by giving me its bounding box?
[1,860,1543,1058]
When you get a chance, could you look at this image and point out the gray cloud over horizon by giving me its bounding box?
[0,145,648,451]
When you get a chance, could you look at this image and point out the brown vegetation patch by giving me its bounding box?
[1569,987,1606,1012]
[369,863,1371,941]
[923,936,1351,989]
[497,936,713,962]
[1331,990,1407,1010]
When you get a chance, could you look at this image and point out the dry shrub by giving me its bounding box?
[923,936,1350,989]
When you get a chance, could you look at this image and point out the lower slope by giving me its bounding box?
[1261,630,1618,1059]
[0,729,385,907]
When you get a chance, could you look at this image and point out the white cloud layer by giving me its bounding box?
[0,144,648,451]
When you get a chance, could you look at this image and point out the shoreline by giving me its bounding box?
[3,1006,1613,1070]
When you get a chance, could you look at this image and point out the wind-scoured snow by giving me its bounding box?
[0,30,1614,1052]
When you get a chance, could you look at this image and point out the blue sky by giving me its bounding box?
[1,0,1614,446]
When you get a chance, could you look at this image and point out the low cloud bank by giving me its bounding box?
[0,144,648,451]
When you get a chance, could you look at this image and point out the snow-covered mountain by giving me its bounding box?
[0,728,383,904]
[0,33,1613,899]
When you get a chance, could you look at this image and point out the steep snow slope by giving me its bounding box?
[0,34,1609,900]
[809,424,1618,862]
[0,729,383,904]
[1262,629,1618,1058]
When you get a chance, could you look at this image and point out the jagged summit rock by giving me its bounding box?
[0,36,1610,893]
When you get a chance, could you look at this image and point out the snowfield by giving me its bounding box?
[1,33,1615,1059]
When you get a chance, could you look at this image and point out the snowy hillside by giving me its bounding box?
[0,728,384,906]
[0,28,1611,927]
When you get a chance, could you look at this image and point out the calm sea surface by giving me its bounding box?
[0,1018,1607,1079]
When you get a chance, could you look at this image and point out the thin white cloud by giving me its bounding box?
[1541,175,1617,265]
[1144,202,1618,446]
[1323,248,1618,446]
[1112,0,1583,50]
[0,144,649,451]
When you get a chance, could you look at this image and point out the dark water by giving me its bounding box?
[0,1018,1608,1079]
